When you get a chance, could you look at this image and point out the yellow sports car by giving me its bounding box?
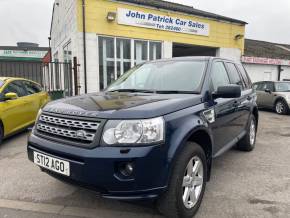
[0,77,50,143]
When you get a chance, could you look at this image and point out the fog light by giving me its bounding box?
[120,162,134,177]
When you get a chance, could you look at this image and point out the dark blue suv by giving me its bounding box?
[27,57,258,218]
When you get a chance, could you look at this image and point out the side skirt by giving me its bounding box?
[212,130,246,158]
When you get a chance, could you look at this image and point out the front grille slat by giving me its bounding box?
[39,115,99,130]
[36,114,100,145]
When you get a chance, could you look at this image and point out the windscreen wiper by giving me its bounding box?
[107,89,155,93]
[154,90,198,94]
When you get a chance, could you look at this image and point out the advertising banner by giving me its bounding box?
[117,8,210,36]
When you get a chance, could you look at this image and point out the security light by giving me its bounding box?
[235,34,244,40]
[107,12,117,22]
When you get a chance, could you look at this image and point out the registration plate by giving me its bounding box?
[33,151,70,176]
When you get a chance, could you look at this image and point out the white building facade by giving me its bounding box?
[242,40,290,83]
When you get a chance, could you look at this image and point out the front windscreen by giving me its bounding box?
[107,60,207,93]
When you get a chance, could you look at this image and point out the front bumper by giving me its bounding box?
[27,133,169,200]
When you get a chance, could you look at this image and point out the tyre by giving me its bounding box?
[237,115,257,151]
[157,142,207,218]
[275,100,289,115]
[0,125,3,145]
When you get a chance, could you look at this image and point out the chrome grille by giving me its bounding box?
[39,115,99,130]
[36,114,100,144]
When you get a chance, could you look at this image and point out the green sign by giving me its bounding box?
[0,49,47,59]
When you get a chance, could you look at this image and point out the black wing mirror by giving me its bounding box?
[265,89,271,94]
[213,85,241,99]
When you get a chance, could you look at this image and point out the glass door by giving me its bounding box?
[117,38,131,77]
[135,40,148,65]
[63,42,73,96]
[99,37,115,90]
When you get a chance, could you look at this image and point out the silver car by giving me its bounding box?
[253,81,290,115]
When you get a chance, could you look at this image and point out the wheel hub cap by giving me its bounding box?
[276,102,284,114]
[250,120,256,145]
[182,156,204,209]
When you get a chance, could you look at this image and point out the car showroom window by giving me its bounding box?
[211,61,230,91]
[226,63,245,89]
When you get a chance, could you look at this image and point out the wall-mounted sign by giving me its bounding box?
[0,50,47,59]
[242,56,290,66]
[117,8,210,36]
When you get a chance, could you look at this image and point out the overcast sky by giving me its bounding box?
[0,0,289,47]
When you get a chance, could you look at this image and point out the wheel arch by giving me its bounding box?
[274,96,286,104]
[0,119,4,137]
[274,97,289,112]
[169,127,213,182]
[186,129,213,181]
[252,106,259,127]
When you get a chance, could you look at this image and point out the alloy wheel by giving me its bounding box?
[249,119,256,145]
[182,156,204,209]
[276,102,284,114]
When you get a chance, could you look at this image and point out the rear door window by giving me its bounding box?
[265,82,274,92]
[22,81,42,95]
[237,64,252,88]
[226,63,245,89]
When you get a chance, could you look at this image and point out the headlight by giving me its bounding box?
[32,108,42,133]
[35,108,42,122]
[102,117,165,146]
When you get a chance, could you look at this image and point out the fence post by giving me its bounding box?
[73,57,79,96]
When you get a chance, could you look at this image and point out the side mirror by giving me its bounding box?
[265,89,271,94]
[4,92,18,100]
[213,85,241,99]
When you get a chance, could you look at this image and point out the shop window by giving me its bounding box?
[135,40,148,65]
[99,36,115,90]
[53,52,61,90]
[117,38,131,77]
[98,36,162,90]
[63,42,73,96]
[264,72,272,81]
[150,42,162,60]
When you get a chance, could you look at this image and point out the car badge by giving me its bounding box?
[76,130,86,139]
